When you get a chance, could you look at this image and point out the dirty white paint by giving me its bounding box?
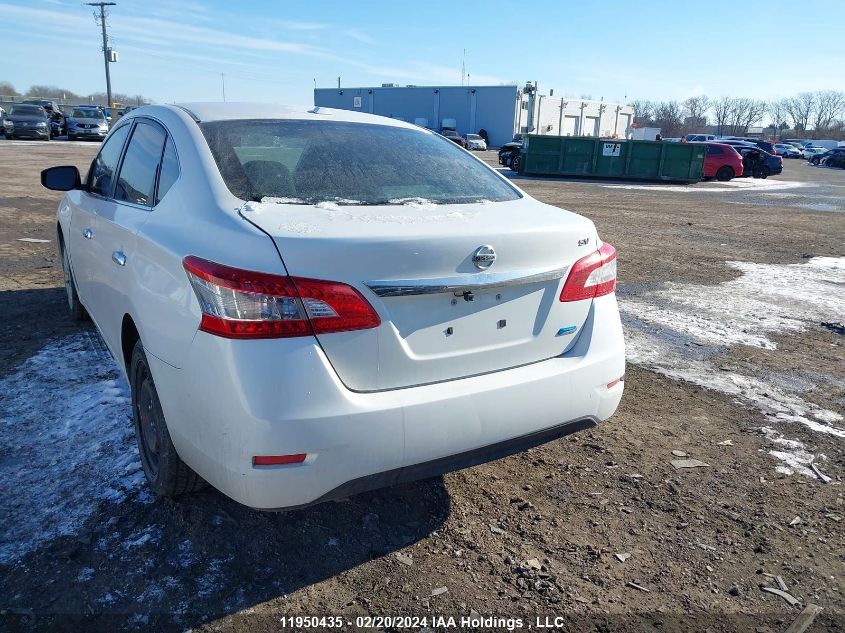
[622,256,845,474]
[0,332,146,564]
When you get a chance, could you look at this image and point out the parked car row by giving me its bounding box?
[807,146,845,168]
[437,130,487,151]
[0,100,138,141]
[499,136,781,182]
[700,142,782,180]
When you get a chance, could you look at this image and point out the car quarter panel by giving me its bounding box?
[114,107,289,371]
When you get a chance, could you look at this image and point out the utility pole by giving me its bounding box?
[86,2,116,109]
[221,73,226,101]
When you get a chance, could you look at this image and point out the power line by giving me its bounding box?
[86,2,116,109]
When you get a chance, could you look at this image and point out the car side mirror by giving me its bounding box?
[41,166,81,191]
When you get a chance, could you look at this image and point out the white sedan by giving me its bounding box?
[464,133,487,150]
[772,144,801,158]
[43,103,625,510]
[802,146,827,160]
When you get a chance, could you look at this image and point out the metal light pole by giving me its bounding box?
[86,2,116,108]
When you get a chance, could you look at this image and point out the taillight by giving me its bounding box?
[559,243,617,302]
[182,256,380,339]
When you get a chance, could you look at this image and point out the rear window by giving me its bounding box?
[71,108,105,119]
[200,120,521,205]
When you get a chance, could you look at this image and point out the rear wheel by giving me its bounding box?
[715,166,734,181]
[131,340,206,498]
[510,154,521,172]
[760,166,770,178]
[811,157,820,165]
[61,243,88,321]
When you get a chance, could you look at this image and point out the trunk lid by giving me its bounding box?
[242,197,599,392]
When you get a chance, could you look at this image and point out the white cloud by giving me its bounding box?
[345,29,374,44]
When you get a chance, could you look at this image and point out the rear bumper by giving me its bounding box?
[149,293,625,510]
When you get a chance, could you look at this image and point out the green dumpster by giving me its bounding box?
[519,136,705,183]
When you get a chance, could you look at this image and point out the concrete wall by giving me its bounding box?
[315,85,521,147]
[529,97,634,138]
[314,86,634,145]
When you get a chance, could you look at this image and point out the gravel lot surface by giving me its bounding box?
[1,140,843,632]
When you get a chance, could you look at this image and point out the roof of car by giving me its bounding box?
[171,102,418,129]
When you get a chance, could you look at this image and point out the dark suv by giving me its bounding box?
[726,137,775,154]
[498,142,522,169]
[814,147,845,167]
[22,99,66,137]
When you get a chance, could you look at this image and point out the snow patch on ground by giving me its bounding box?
[798,202,840,212]
[623,257,845,351]
[759,427,821,477]
[603,179,807,193]
[0,332,141,564]
[621,256,845,474]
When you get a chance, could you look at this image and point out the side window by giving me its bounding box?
[87,124,131,197]
[155,137,179,204]
[115,121,166,207]
[707,145,723,155]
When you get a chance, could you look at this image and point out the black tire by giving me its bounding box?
[68,134,76,141]
[131,340,206,497]
[510,154,521,172]
[760,166,770,178]
[715,166,734,181]
[61,242,88,321]
[811,157,820,165]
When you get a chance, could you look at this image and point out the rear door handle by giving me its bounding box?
[82,228,93,239]
[112,251,126,267]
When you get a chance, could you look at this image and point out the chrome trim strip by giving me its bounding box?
[365,267,568,297]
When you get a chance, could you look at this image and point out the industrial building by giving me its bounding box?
[313,83,634,147]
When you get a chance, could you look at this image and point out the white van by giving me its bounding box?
[686,134,716,142]
[807,139,840,150]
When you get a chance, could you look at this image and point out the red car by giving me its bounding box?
[698,142,744,181]
[440,131,467,148]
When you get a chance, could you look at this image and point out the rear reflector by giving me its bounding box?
[607,376,624,389]
[252,454,307,466]
[183,256,380,339]
[559,242,617,302]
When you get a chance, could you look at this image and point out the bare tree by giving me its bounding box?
[784,92,815,133]
[682,95,710,128]
[766,99,789,138]
[653,100,683,137]
[0,80,19,96]
[712,96,732,136]
[630,99,656,127]
[812,90,845,133]
[743,100,766,134]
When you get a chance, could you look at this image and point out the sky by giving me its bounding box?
[1,0,844,106]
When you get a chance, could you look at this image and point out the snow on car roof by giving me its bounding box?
[172,102,420,129]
